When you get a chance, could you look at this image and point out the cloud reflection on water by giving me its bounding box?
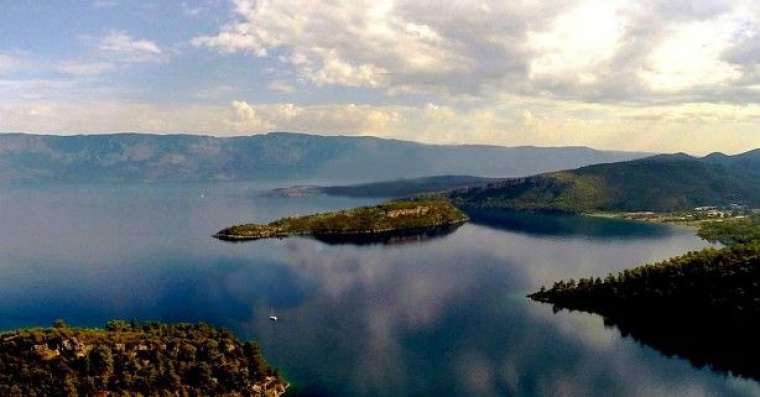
[0,185,756,396]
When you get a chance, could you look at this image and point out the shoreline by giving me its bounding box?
[214,217,469,241]
[584,211,750,229]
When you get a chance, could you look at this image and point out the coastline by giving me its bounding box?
[584,211,750,229]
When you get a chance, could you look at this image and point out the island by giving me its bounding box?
[0,321,287,397]
[214,199,469,242]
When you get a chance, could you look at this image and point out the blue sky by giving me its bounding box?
[1,0,759,154]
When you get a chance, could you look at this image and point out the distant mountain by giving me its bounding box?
[268,175,500,198]
[0,132,649,184]
[450,150,760,212]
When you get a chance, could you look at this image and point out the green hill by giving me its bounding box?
[449,150,760,212]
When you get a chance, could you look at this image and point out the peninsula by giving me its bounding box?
[529,215,760,315]
[528,216,760,378]
[214,199,468,241]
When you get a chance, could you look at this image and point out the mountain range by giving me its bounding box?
[0,132,648,184]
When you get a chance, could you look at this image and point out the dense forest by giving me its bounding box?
[215,199,468,241]
[529,242,760,320]
[0,321,285,397]
[450,150,760,212]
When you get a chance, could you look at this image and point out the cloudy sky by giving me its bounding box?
[1,0,759,154]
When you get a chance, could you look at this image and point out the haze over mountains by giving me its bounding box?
[450,150,760,212]
[0,132,649,184]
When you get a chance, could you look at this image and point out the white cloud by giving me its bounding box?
[0,54,22,76]
[192,0,464,90]
[268,79,296,94]
[192,0,760,104]
[226,101,398,135]
[527,0,628,85]
[0,79,80,101]
[638,17,743,92]
[3,1,760,154]
[56,61,116,76]
[99,31,165,62]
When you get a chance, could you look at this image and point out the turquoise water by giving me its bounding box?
[0,183,757,396]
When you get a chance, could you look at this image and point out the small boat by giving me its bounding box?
[268,315,278,322]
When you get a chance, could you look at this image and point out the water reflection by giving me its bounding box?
[314,223,464,246]
[597,312,760,381]
[216,224,463,246]
[0,184,757,396]
[466,208,672,239]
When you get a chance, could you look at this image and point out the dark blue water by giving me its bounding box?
[1,184,757,396]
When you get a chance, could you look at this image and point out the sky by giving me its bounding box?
[1,0,759,154]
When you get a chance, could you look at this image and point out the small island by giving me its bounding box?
[0,321,286,397]
[214,199,469,241]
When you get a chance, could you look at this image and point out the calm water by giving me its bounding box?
[1,183,758,396]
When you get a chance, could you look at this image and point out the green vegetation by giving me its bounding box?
[698,214,760,246]
[0,321,286,397]
[592,208,752,227]
[529,242,760,320]
[215,199,468,241]
[450,151,760,213]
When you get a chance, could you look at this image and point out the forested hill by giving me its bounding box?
[0,132,647,183]
[450,149,760,213]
